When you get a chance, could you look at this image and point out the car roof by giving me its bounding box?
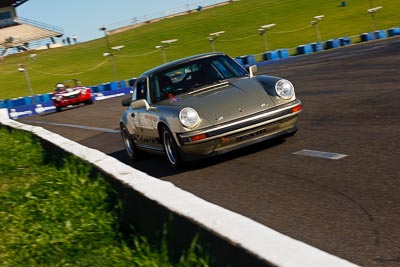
[140,52,226,77]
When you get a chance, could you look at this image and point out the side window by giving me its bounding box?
[136,79,148,100]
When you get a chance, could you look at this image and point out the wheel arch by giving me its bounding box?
[157,121,184,147]
[157,121,169,144]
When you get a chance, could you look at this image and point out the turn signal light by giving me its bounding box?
[292,105,302,113]
[190,134,206,142]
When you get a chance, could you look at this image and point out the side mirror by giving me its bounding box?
[121,96,132,107]
[248,65,258,78]
[132,99,151,111]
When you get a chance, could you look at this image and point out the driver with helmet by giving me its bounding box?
[55,83,65,92]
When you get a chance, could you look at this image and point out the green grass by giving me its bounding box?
[0,125,209,266]
[0,0,398,99]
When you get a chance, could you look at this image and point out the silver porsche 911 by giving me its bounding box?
[120,52,302,169]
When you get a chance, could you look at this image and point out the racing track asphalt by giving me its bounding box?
[19,36,400,267]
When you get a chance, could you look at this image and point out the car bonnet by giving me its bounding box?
[55,87,83,96]
[168,78,277,125]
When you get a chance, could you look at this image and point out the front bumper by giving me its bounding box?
[53,94,92,107]
[176,99,302,161]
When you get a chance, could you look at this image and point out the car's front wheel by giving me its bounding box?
[162,127,182,169]
[85,98,94,105]
[121,125,141,161]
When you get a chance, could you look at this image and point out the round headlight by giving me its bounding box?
[275,79,294,99]
[179,107,200,129]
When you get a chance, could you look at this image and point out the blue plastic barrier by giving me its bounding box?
[239,55,256,65]
[296,44,313,55]
[234,57,243,65]
[339,37,351,46]
[361,32,375,42]
[128,78,137,87]
[11,97,27,107]
[119,80,127,88]
[97,84,105,92]
[388,27,400,36]
[42,93,52,103]
[4,99,11,108]
[247,55,256,65]
[0,100,7,108]
[7,102,56,120]
[239,56,248,64]
[110,81,118,90]
[103,83,111,91]
[24,96,33,105]
[311,42,323,52]
[263,50,279,61]
[100,87,132,97]
[278,49,290,58]
[34,94,44,103]
[374,30,387,39]
[90,86,97,93]
[325,39,340,49]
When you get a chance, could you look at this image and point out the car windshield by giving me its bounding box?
[150,55,247,103]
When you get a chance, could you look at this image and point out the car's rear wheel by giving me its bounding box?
[162,127,182,169]
[121,125,141,160]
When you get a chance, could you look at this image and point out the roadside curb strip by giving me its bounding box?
[0,108,359,267]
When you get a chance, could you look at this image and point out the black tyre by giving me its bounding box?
[121,125,141,161]
[162,127,182,169]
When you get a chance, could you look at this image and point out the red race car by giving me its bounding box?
[52,80,94,112]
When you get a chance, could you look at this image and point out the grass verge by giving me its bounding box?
[0,125,209,266]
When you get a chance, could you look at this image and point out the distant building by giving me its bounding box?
[0,0,64,57]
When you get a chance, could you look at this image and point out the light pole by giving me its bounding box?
[102,45,124,86]
[208,31,225,52]
[17,53,37,103]
[18,64,34,103]
[258,23,276,51]
[99,27,120,82]
[156,45,167,63]
[311,15,324,43]
[367,6,382,32]
[156,39,178,63]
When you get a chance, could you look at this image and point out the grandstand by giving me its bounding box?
[0,0,63,58]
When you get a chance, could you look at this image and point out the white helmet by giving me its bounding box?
[56,83,65,89]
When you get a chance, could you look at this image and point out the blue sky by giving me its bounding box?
[17,0,224,42]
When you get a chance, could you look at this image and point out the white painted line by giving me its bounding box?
[23,120,120,134]
[95,93,127,100]
[294,149,348,160]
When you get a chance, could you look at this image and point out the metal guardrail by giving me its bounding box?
[103,0,230,33]
[17,17,63,35]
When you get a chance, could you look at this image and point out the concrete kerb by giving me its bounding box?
[0,108,360,267]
